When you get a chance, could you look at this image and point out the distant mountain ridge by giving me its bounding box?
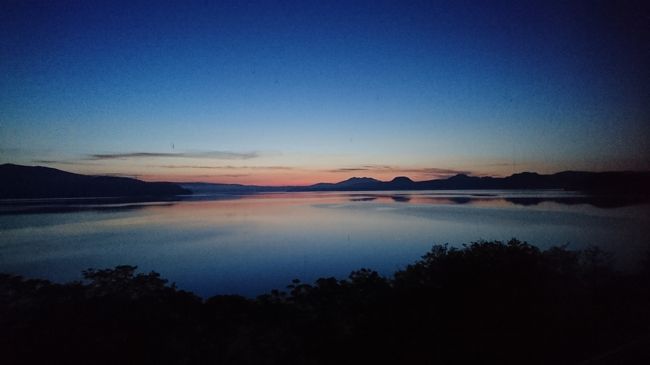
[0,164,190,199]
[181,170,650,194]
[308,177,382,190]
[3,164,649,198]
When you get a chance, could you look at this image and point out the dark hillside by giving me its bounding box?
[0,164,190,199]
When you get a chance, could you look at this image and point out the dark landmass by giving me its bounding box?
[2,240,649,364]
[3,164,649,201]
[181,181,289,194]
[183,171,650,194]
[304,170,650,192]
[0,164,190,199]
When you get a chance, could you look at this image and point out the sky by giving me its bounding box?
[1,0,649,185]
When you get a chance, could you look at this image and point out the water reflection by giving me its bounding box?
[1,191,649,297]
[2,190,649,215]
[350,197,377,202]
[0,196,181,215]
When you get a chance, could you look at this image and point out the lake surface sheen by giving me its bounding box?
[1,190,649,297]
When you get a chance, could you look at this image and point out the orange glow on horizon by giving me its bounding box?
[34,160,523,186]
[136,168,499,186]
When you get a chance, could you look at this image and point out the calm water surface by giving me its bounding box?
[1,191,649,297]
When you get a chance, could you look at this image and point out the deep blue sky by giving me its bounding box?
[1,0,649,184]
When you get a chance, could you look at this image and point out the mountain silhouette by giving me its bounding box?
[308,177,383,190]
[4,164,650,197]
[294,171,650,192]
[180,170,650,194]
[0,164,190,199]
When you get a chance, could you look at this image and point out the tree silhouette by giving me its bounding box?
[2,240,649,364]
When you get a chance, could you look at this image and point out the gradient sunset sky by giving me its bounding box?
[2,1,649,185]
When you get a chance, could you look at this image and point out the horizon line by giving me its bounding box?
[4,163,649,187]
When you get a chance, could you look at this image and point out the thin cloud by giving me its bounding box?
[480,162,514,167]
[95,172,141,178]
[400,167,471,176]
[328,165,471,177]
[32,160,99,166]
[328,168,370,172]
[157,165,293,170]
[89,153,176,160]
[189,151,260,160]
[362,165,393,170]
[87,151,259,160]
[33,159,84,165]
[219,174,250,178]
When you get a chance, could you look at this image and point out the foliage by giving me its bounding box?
[1,240,649,364]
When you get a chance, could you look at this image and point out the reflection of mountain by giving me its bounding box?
[447,197,472,204]
[349,197,378,202]
[504,196,650,208]
[391,195,411,202]
[0,164,190,199]
[422,195,650,208]
[0,200,177,215]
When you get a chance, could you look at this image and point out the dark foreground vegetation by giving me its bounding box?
[2,240,649,364]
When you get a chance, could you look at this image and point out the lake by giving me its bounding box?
[1,190,649,297]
